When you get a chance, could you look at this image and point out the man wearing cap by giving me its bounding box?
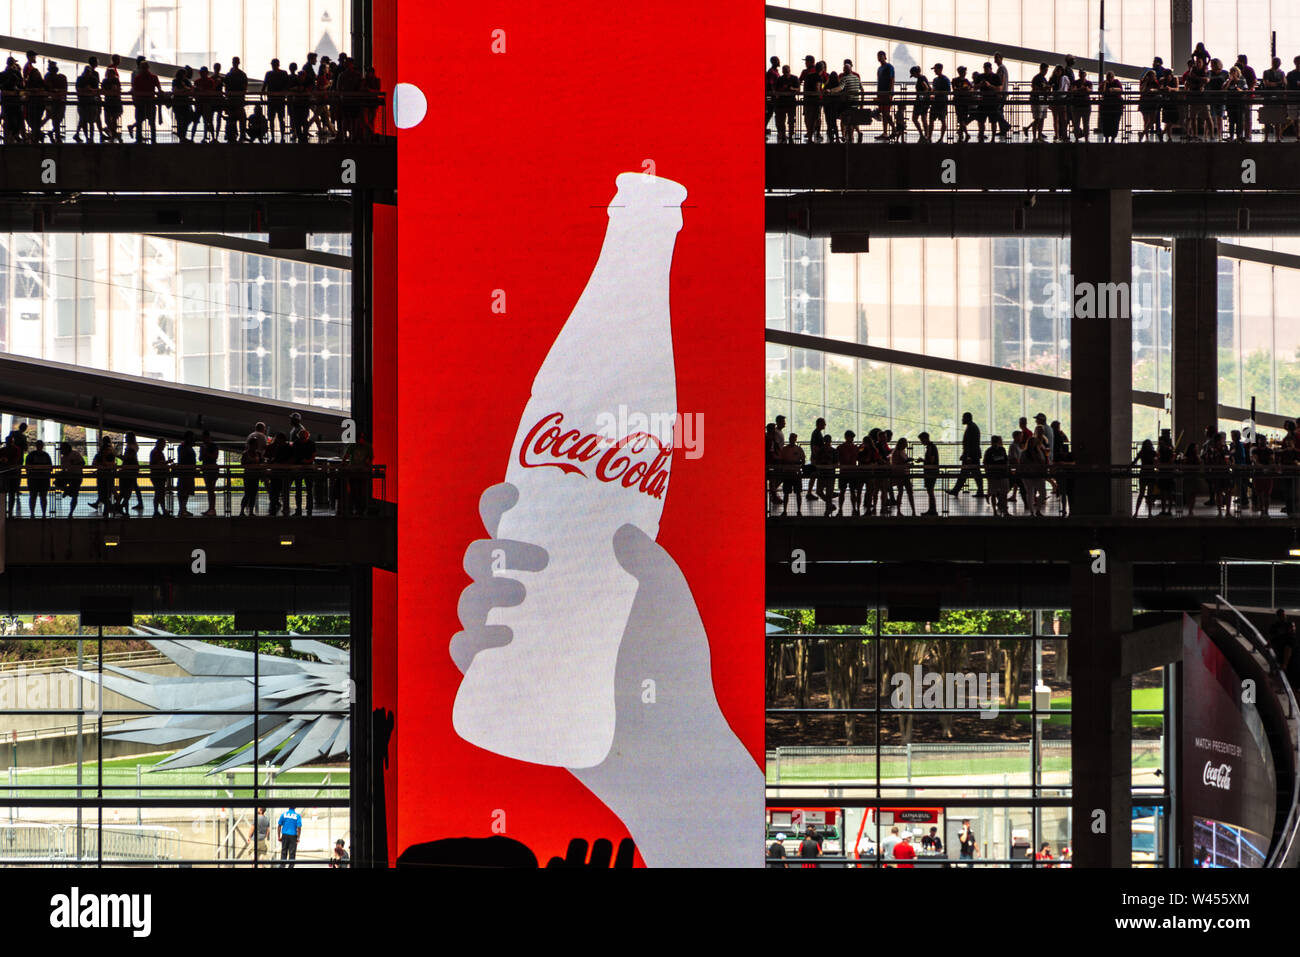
[768,831,788,868]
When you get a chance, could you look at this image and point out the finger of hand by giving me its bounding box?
[566,837,588,866]
[478,482,518,537]
[463,538,548,580]
[588,838,613,869]
[613,838,636,869]
[449,625,512,675]
[457,577,524,630]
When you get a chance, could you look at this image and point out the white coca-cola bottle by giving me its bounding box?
[453,172,687,768]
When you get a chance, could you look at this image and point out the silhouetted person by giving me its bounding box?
[225,55,248,141]
[0,57,25,142]
[148,437,170,516]
[102,54,123,141]
[57,441,84,516]
[264,58,290,141]
[23,50,46,141]
[25,440,53,517]
[92,439,118,515]
[0,436,21,516]
[171,65,195,141]
[176,430,197,516]
[194,66,218,140]
[949,412,984,497]
[44,61,67,141]
[248,103,268,141]
[117,431,141,515]
[74,56,102,142]
[291,427,317,516]
[130,56,161,142]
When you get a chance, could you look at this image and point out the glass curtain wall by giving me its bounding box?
[0,619,351,867]
[0,234,351,410]
[0,0,351,73]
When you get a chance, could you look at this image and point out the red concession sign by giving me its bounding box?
[395,1,763,866]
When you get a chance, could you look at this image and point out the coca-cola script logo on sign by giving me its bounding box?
[518,412,671,499]
[1202,761,1233,790]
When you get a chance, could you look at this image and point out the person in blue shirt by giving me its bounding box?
[278,806,303,867]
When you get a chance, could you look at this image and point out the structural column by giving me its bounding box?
[1171,0,1193,72]
[1070,557,1134,867]
[1171,238,1218,449]
[1069,189,1133,517]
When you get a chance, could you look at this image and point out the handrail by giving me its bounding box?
[0,650,166,674]
[1210,594,1300,869]
[0,462,385,519]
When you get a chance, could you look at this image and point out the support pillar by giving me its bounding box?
[1171,238,1218,450]
[1171,0,1193,71]
[1070,557,1134,867]
[1069,189,1133,517]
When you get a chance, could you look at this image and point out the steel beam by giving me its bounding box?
[0,351,347,444]
[0,194,353,233]
[147,232,352,270]
[767,142,1300,192]
[769,191,1300,238]
[0,143,394,194]
[4,513,395,571]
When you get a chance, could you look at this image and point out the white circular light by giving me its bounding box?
[393,82,427,129]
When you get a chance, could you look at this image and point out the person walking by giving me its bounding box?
[948,412,984,498]
[117,431,142,515]
[91,438,118,516]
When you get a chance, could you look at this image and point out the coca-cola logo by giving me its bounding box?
[518,412,670,499]
[1202,761,1233,790]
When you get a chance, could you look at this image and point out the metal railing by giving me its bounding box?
[0,87,388,144]
[767,81,1300,144]
[767,462,1300,519]
[0,650,165,674]
[1,463,386,519]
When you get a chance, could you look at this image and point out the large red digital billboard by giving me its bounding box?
[394,1,763,865]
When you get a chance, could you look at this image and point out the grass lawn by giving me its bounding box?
[4,751,348,799]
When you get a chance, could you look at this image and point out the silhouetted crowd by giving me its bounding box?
[767,412,1300,518]
[0,415,376,519]
[0,49,384,144]
[766,42,1300,143]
